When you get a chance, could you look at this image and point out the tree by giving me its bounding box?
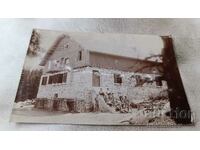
[15,69,42,102]
[127,37,191,124]
[161,36,191,124]
[27,30,40,56]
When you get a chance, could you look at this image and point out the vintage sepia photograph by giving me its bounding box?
[10,29,192,125]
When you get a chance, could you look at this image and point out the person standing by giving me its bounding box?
[94,94,99,112]
[124,96,130,112]
[99,88,105,96]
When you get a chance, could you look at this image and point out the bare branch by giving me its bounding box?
[144,54,163,60]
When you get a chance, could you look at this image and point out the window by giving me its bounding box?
[61,57,64,64]
[92,70,100,87]
[57,74,63,83]
[64,58,69,64]
[145,77,151,82]
[48,61,51,70]
[155,76,163,86]
[54,60,59,67]
[114,74,122,84]
[54,93,58,98]
[41,76,47,85]
[48,74,58,84]
[78,51,82,61]
[48,75,54,84]
[48,73,67,84]
[64,44,69,48]
[62,73,67,83]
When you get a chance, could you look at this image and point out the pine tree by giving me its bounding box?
[15,69,42,102]
[27,30,40,56]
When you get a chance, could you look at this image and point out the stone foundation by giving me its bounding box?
[35,98,87,112]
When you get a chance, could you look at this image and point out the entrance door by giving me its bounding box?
[53,100,59,111]
[67,100,75,112]
[92,70,100,87]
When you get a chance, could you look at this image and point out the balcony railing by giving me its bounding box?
[47,61,71,73]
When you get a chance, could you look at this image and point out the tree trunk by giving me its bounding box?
[161,36,191,124]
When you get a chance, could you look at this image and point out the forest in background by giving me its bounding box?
[15,69,42,102]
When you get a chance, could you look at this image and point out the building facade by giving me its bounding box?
[35,34,167,112]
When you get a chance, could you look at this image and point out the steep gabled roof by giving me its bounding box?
[40,34,69,66]
[67,32,163,60]
[40,32,163,66]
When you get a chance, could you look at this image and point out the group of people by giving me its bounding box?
[93,88,130,113]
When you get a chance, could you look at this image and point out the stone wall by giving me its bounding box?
[37,67,92,100]
[37,66,167,103]
[35,98,87,112]
[88,67,168,101]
